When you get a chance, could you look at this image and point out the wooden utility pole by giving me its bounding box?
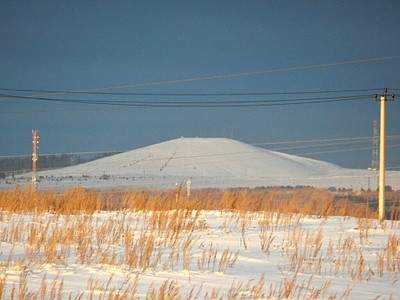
[32,129,40,187]
[377,89,395,220]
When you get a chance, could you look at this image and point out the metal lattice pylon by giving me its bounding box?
[32,129,40,186]
[371,120,378,170]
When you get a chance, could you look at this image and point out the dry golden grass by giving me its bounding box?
[0,186,385,218]
[0,186,398,299]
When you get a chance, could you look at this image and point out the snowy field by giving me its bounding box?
[0,210,399,299]
[4,170,400,191]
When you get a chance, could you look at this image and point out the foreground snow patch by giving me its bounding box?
[0,210,399,299]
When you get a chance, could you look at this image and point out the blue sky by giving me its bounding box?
[0,0,400,168]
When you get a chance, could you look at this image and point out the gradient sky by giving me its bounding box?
[0,0,400,169]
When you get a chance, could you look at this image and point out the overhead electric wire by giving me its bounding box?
[0,87,385,96]
[1,134,399,159]
[0,92,373,104]
[296,144,400,156]
[3,144,400,177]
[387,166,400,170]
[0,106,132,115]
[0,92,373,108]
[0,150,123,159]
[251,134,400,146]
[61,55,400,91]
[1,55,396,103]
[3,140,398,166]
[263,138,395,152]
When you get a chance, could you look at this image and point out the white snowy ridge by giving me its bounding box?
[12,137,400,189]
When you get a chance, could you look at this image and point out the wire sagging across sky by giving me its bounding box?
[0,92,376,108]
[53,55,400,91]
[2,134,399,160]
[0,87,385,97]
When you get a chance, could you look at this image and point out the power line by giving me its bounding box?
[296,144,400,156]
[0,87,384,96]
[1,134,399,159]
[250,134,400,146]
[4,56,397,103]
[0,106,134,115]
[387,166,400,170]
[264,138,398,152]
[4,141,398,168]
[0,92,373,104]
[0,93,373,108]
[0,150,123,159]
[63,55,400,91]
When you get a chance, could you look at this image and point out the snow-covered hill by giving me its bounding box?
[41,137,343,177]
[10,137,400,189]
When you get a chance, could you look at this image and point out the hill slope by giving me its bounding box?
[40,137,342,178]
[35,137,399,189]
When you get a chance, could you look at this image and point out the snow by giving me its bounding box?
[0,211,399,298]
[3,137,400,190]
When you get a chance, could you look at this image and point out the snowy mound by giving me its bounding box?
[33,137,400,190]
[40,137,343,179]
